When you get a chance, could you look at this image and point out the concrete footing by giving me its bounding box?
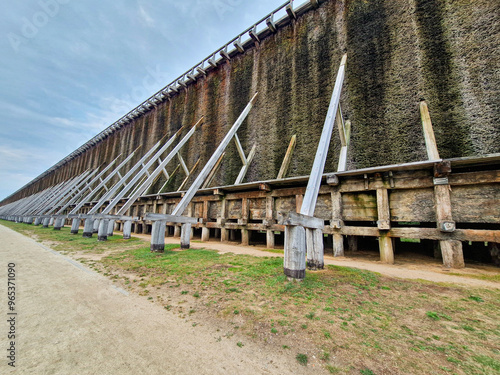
[82,218,94,238]
[180,223,191,249]
[284,225,306,280]
[107,220,115,237]
[53,218,64,230]
[97,219,109,241]
[42,218,50,228]
[150,220,166,252]
[122,220,132,239]
[71,218,80,234]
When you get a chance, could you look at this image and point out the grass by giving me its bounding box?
[2,219,500,375]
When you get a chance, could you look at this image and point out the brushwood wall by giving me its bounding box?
[3,0,499,205]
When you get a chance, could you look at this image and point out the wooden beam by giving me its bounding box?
[143,213,199,224]
[235,144,257,185]
[277,211,324,229]
[202,152,225,189]
[420,101,440,161]
[277,135,297,179]
[301,54,347,217]
[177,158,200,192]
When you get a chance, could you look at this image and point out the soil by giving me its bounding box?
[1,224,498,374]
[0,225,321,375]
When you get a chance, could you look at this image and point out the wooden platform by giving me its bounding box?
[74,154,500,267]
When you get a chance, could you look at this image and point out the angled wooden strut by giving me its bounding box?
[277,135,296,180]
[420,100,464,269]
[146,92,259,252]
[282,54,347,280]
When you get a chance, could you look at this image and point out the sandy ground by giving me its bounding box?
[0,225,324,375]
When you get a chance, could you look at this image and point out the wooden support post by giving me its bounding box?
[202,153,225,189]
[284,225,306,280]
[53,217,64,230]
[82,218,94,238]
[440,240,465,269]
[180,223,191,249]
[306,228,324,270]
[379,233,394,264]
[98,219,109,241]
[266,230,275,249]
[174,225,181,238]
[241,229,249,246]
[34,217,43,226]
[221,228,228,242]
[93,219,100,233]
[43,217,50,228]
[333,233,344,257]
[151,220,166,252]
[331,188,344,257]
[107,220,115,237]
[70,218,80,234]
[123,220,133,240]
[420,101,440,161]
[277,135,296,179]
[489,243,499,266]
[347,236,358,252]
[434,174,464,268]
[201,227,210,242]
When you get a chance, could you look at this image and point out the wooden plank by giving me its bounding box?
[389,189,435,222]
[420,101,440,161]
[277,135,297,179]
[449,170,500,186]
[277,211,325,229]
[340,226,500,243]
[450,185,500,223]
[342,192,377,221]
[440,240,464,269]
[143,213,198,224]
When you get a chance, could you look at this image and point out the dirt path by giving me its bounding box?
[0,225,323,375]
[152,236,500,289]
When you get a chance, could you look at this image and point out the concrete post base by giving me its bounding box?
[201,227,210,242]
[97,219,109,241]
[123,220,133,240]
[180,223,192,249]
[82,218,94,238]
[53,218,64,230]
[107,220,115,237]
[150,220,166,252]
[42,218,50,228]
[284,225,306,280]
[92,219,100,234]
[306,228,324,270]
[71,218,80,234]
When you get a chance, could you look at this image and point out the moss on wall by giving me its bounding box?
[3,0,499,204]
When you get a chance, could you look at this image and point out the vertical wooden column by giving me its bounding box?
[180,223,191,249]
[98,219,110,241]
[434,166,464,268]
[202,201,210,241]
[266,196,275,249]
[123,220,132,240]
[306,228,324,269]
[376,188,394,264]
[241,198,249,245]
[284,225,306,280]
[219,196,228,242]
[330,181,344,257]
[151,220,167,252]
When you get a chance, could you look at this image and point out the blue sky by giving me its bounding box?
[0,0,291,201]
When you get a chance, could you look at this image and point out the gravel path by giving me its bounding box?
[0,225,321,375]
